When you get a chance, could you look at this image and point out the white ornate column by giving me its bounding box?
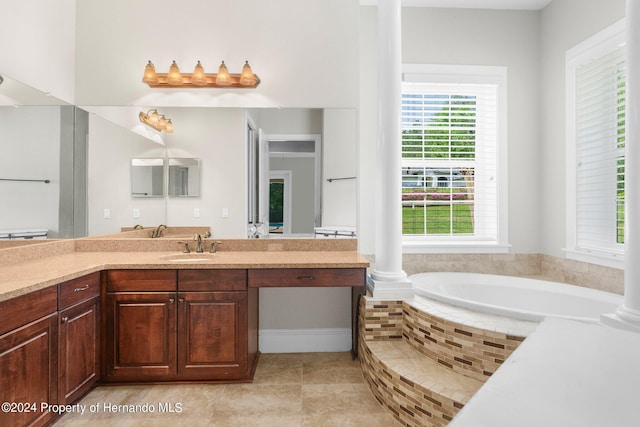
[603,0,640,331]
[368,0,413,299]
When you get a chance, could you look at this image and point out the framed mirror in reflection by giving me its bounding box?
[131,158,164,198]
[168,158,200,197]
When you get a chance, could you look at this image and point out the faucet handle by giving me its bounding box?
[210,241,222,253]
[178,242,190,253]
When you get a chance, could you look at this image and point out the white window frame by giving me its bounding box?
[565,19,625,269]
[401,64,509,253]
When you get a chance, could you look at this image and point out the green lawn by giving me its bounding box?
[402,204,473,235]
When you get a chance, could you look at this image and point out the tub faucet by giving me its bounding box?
[151,224,167,238]
[194,233,204,253]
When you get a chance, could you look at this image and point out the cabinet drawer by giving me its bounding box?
[178,269,247,291]
[59,272,100,309]
[248,268,365,288]
[106,270,177,292]
[0,286,57,335]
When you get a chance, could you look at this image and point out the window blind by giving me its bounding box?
[401,83,498,241]
[574,45,625,254]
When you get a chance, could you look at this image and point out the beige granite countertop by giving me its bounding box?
[0,237,369,302]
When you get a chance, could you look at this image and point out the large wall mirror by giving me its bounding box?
[0,74,85,240]
[0,72,357,239]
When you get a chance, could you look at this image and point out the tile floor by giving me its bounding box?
[54,352,400,426]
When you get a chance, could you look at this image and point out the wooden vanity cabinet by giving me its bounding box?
[178,269,250,380]
[0,286,58,427]
[103,269,255,382]
[57,273,101,405]
[103,270,177,382]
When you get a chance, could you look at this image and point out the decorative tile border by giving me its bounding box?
[403,303,525,382]
[360,340,462,427]
[359,296,526,426]
[360,298,404,341]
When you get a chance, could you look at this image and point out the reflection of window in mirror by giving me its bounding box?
[131,158,165,197]
[168,158,200,197]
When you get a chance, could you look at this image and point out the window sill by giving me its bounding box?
[564,248,624,270]
[402,240,511,254]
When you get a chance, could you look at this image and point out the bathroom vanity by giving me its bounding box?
[0,236,368,427]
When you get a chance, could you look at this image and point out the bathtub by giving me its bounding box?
[409,272,623,322]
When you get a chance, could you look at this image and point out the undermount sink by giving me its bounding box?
[160,253,217,262]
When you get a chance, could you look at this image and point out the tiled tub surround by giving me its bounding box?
[359,296,536,427]
[400,253,624,295]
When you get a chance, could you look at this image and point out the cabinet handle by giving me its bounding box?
[296,275,316,280]
[169,298,175,303]
[74,284,91,292]
[61,316,69,323]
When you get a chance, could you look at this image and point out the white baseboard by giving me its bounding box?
[259,328,352,353]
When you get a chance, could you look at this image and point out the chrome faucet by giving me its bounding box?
[133,224,143,230]
[151,224,167,238]
[210,241,222,253]
[194,233,204,253]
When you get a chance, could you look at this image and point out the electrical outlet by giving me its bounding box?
[103,208,111,219]
[194,208,200,218]
[133,208,140,218]
[222,208,229,218]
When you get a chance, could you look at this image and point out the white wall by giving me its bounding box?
[358,6,541,255]
[539,0,626,257]
[323,108,358,228]
[0,0,75,104]
[74,0,360,109]
[0,107,61,235]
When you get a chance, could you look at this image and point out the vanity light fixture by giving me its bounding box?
[142,60,260,88]
[139,109,174,133]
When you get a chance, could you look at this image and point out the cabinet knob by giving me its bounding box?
[61,316,69,323]
[169,298,175,304]
[179,298,184,303]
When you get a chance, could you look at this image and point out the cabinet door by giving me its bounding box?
[58,296,100,405]
[104,292,177,381]
[178,292,248,380]
[0,313,57,427]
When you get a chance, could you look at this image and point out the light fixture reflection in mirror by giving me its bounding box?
[139,109,173,133]
[168,158,200,197]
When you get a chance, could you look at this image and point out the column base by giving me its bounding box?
[367,270,414,299]
[601,305,640,333]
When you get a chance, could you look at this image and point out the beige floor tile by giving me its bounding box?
[301,383,386,416]
[54,353,401,426]
[252,353,303,385]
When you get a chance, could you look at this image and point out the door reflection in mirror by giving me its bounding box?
[168,158,200,197]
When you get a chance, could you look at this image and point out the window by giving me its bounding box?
[401,65,508,252]
[566,20,625,267]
